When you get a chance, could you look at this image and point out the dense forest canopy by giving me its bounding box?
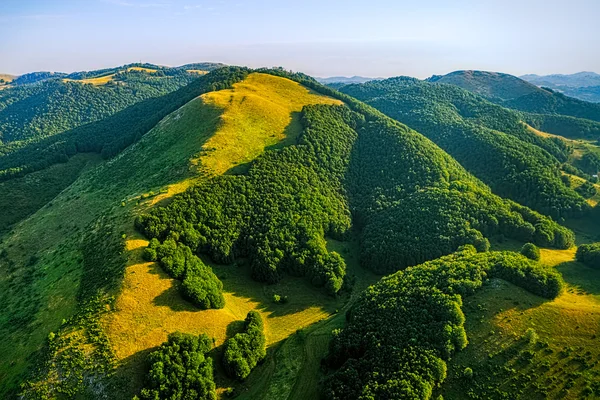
[323,247,564,399]
[0,67,251,181]
[339,77,589,219]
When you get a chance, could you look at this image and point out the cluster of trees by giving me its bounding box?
[323,246,564,399]
[136,332,217,400]
[222,311,266,380]
[144,238,224,309]
[574,152,600,175]
[576,242,600,269]
[520,242,541,261]
[0,67,250,181]
[339,77,589,219]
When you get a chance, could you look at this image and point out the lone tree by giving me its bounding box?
[520,243,541,261]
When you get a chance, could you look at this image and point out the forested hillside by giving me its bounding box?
[0,66,202,146]
[339,77,588,218]
[323,246,564,399]
[430,70,600,135]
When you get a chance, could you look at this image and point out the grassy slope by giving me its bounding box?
[440,222,600,399]
[0,91,223,397]
[526,123,600,205]
[198,72,342,175]
[102,72,346,398]
[63,74,116,86]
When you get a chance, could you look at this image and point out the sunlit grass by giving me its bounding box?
[442,225,600,399]
[63,74,116,86]
[198,72,342,175]
[187,69,209,75]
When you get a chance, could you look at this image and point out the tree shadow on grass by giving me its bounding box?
[108,347,154,400]
[209,259,343,320]
[556,260,600,296]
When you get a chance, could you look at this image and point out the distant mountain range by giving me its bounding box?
[316,75,383,85]
[521,72,600,103]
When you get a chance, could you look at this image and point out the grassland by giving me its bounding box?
[440,222,600,399]
[187,69,209,75]
[127,67,158,73]
[0,74,15,82]
[198,72,342,175]
[0,91,223,397]
[63,73,116,86]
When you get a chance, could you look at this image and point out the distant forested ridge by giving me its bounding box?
[430,70,600,138]
[323,246,564,399]
[339,77,588,219]
[0,67,197,144]
[0,67,250,181]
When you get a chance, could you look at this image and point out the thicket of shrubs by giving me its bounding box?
[222,311,267,380]
[520,242,541,261]
[136,332,217,400]
[576,242,600,269]
[144,238,224,309]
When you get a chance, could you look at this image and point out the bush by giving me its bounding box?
[272,294,288,304]
[463,367,474,379]
[521,243,541,261]
[524,328,538,344]
[145,238,224,309]
[222,311,266,380]
[576,242,600,269]
[138,332,216,400]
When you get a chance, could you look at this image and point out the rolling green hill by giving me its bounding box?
[0,65,201,145]
[429,70,541,101]
[430,70,600,138]
[339,77,588,219]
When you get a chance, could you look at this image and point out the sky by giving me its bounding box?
[0,0,598,78]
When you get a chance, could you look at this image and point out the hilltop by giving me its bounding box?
[429,70,540,101]
[428,70,600,140]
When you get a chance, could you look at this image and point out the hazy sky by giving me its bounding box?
[1,0,598,78]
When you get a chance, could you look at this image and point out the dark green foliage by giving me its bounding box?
[0,69,195,144]
[576,242,600,269]
[520,243,541,261]
[79,217,127,302]
[146,239,224,309]
[339,77,588,219]
[222,311,266,381]
[0,67,250,182]
[574,152,600,175]
[323,249,564,400]
[576,181,597,198]
[429,70,600,123]
[523,112,600,140]
[138,332,216,400]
